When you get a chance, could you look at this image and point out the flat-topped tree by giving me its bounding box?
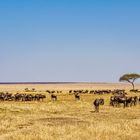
[119,73,140,90]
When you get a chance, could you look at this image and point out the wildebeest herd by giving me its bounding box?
[110,95,139,108]
[0,89,140,112]
[46,89,127,95]
[69,89,128,95]
[0,92,46,101]
[94,94,140,112]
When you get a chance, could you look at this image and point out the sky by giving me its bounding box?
[0,0,140,82]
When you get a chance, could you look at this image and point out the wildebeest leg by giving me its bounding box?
[110,101,114,106]
[94,106,97,112]
[133,100,136,106]
[124,102,126,108]
[113,101,117,107]
[95,105,99,112]
[97,106,99,112]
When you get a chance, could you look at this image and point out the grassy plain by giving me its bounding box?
[0,83,140,140]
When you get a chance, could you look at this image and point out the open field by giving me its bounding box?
[0,83,140,140]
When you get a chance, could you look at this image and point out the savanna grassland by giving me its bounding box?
[0,83,140,140]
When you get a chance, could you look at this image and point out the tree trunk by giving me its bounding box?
[131,82,135,90]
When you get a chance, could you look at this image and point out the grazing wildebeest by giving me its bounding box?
[34,94,46,101]
[51,94,57,101]
[125,97,133,107]
[93,98,104,112]
[125,96,137,107]
[111,96,126,108]
[110,96,116,106]
[134,96,138,105]
[130,96,138,106]
[112,89,126,96]
[110,94,139,108]
[0,92,46,102]
[75,94,80,100]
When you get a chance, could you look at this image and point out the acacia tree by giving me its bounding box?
[119,73,140,90]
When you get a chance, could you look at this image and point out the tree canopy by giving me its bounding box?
[119,73,140,90]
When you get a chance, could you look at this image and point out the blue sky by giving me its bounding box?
[0,0,140,82]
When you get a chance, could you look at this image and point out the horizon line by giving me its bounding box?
[0,82,139,85]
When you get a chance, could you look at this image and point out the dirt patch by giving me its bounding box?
[36,117,88,126]
[16,122,34,129]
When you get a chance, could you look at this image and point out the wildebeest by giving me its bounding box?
[131,96,138,106]
[93,98,104,112]
[110,95,126,108]
[34,94,46,101]
[112,89,126,95]
[46,90,55,94]
[75,94,80,100]
[124,96,138,107]
[51,94,57,101]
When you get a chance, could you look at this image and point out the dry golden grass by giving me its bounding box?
[0,83,140,140]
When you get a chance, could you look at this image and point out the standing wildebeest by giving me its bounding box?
[93,98,104,112]
[133,96,138,106]
[110,95,126,108]
[75,94,80,100]
[51,94,57,101]
[126,96,138,106]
